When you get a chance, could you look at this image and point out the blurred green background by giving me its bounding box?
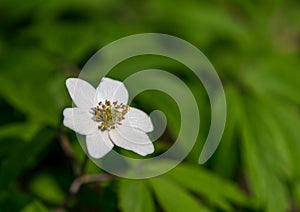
[1,0,300,211]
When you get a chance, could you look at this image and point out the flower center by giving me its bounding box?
[92,100,129,130]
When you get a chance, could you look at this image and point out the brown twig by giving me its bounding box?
[56,128,116,211]
[58,129,81,176]
[70,173,115,195]
[55,173,115,212]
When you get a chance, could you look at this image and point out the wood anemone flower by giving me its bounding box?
[63,77,154,158]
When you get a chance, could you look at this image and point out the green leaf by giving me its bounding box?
[238,96,289,212]
[0,128,54,189]
[0,122,41,141]
[0,49,64,126]
[265,174,288,212]
[119,179,154,212]
[293,180,300,208]
[266,99,300,178]
[28,173,65,204]
[21,200,48,212]
[212,86,240,179]
[241,119,267,207]
[0,76,60,126]
[0,191,31,211]
[165,164,250,211]
[149,177,210,212]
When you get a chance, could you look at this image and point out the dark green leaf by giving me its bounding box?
[0,128,54,189]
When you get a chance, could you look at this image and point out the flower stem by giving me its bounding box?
[55,173,115,211]
[56,128,116,211]
[58,128,81,176]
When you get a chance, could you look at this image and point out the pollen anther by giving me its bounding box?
[93,100,129,130]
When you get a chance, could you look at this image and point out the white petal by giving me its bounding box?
[66,78,96,109]
[63,108,97,135]
[123,107,154,132]
[116,125,152,144]
[95,77,128,104]
[109,128,154,156]
[86,131,114,158]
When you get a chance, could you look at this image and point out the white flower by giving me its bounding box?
[63,77,154,158]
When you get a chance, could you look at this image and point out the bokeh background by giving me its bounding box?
[1,0,300,211]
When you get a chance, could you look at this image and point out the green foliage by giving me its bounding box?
[1,0,300,211]
[119,180,154,212]
[28,173,65,204]
[164,164,251,210]
[0,128,54,190]
[150,177,209,212]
